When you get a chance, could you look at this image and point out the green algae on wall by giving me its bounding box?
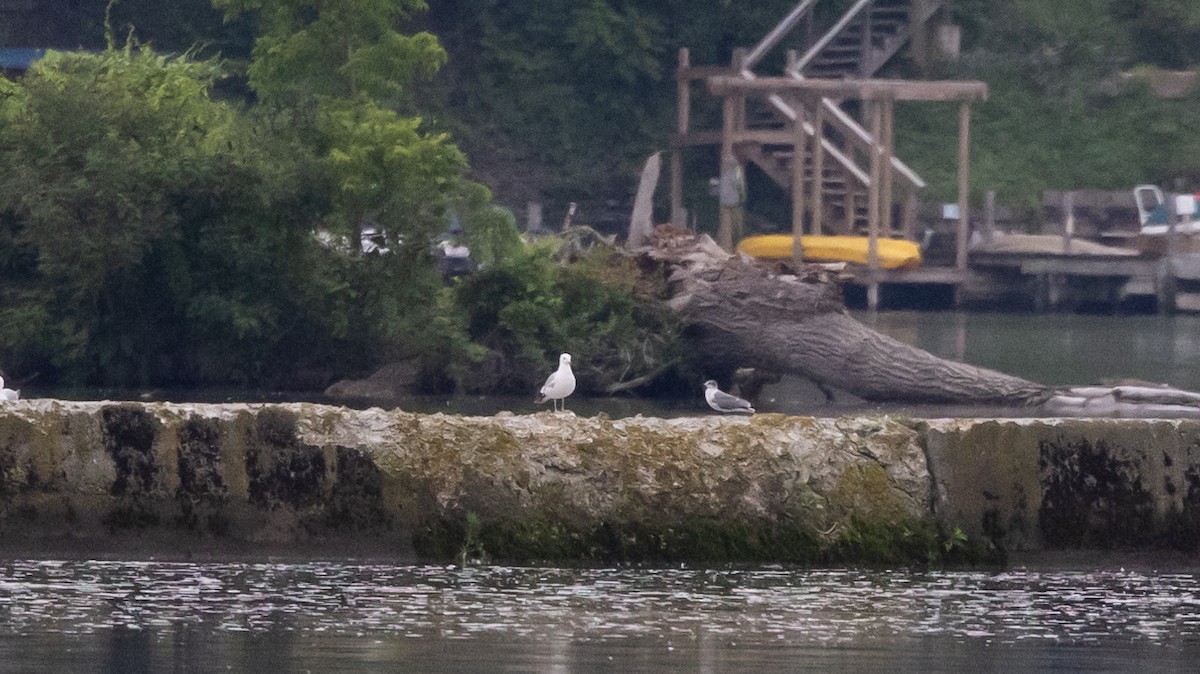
[0,401,958,565]
[924,418,1200,556]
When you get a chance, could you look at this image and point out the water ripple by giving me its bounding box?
[0,560,1198,652]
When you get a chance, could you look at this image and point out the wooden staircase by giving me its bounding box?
[735,0,949,235]
[800,0,946,79]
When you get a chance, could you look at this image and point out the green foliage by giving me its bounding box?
[448,182,524,269]
[0,41,446,387]
[451,243,682,394]
[218,0,464,277]
[0,45,251,382]
[434,0,677,198]
[891,0,1200,212]
[428,0,1200,223]
[213,0,445,104]
[318,98,465,240]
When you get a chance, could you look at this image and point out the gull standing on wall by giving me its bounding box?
[704,380,754,415]
[0,376,19,401]
[536,353,576,412]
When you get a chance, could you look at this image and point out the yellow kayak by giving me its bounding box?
[736,234,921,270]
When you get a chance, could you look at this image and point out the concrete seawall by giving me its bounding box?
[925,418,1200,554]
[0,401,1195,564]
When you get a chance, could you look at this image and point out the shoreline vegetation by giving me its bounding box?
[2,2,1200,398]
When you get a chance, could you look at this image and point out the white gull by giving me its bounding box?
[536,353,576,412]
[704,380,754,414]
[0,376,19,401]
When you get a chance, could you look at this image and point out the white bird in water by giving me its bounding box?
[704,380,754,414]
[536,353,576,412]
[0,376,19,401]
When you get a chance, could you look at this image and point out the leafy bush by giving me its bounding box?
[451,242,683,395]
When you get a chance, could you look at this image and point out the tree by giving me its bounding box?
[0,42,376,386]
[648,232,1200,417]
[213,0,445,104]
[215,0,464,248]
[429,0,671,201]
[1116,0,1200,68]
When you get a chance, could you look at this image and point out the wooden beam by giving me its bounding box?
[679,65,740,82]
[730,129,804,144]
[671,48,690,227]
[867,101,882,274]
[812,103,825,235]
[744,0,822,71]
[792,102,808,267]
[707,75,988,102]
[719,94,736,252]
[902,189,918,241]
[880,95,895,236]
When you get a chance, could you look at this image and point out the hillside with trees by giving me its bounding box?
[1,0,1199,394]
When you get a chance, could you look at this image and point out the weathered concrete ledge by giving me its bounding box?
[0,401,1196,564]
[924,417,1200,555]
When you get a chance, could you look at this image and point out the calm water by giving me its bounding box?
[1,561,1199,672]
[856,311,1200,392]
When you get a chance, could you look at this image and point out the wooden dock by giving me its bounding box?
[844,249,1200,313]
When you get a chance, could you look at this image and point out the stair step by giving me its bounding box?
[870,11,908,23]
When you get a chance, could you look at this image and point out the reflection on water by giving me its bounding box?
[1,561,1199,672]
[857,311,1200,391]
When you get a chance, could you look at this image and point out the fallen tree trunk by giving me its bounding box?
[645,232,1050,405]
[641,230,1200,416]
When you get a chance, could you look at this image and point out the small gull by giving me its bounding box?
[0,376,18,401]
[536,353,576,412]
[704,380,754,414]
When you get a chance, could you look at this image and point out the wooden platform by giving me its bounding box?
[840,247,1194,313]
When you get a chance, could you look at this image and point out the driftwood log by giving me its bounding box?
[640,229,1200,417]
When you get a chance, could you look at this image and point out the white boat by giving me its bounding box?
[1134,184,1200,235]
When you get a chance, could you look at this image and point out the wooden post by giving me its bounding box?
[1062,190,1074,255]
[867,99,882,272]
[880,95,895,236]
[912,0,932,73]
[791,99,808,267]
[860,12,874,78]
[844,182,857,234]
[717,49,749,253]
[812,102,826,235]
[786,49,799,74]
[955,101,971,270]
[983,189,995,243]
[732,48,748,131]
[718,93,736,252]
[1160,193,1180,314]
[671,48,690,227]
[866,98,883,310]
[1168,192,1179,259]
[902,190,918,241]
[526,202,543,232]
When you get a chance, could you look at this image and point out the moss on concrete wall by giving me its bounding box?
[0,401,952,565]
[6,401,1189,565]
[924,418,1200,556]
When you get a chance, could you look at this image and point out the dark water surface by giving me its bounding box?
[1,561,1199,672]
[856,310,1200,392]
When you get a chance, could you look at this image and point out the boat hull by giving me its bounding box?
[736,234,922,270]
